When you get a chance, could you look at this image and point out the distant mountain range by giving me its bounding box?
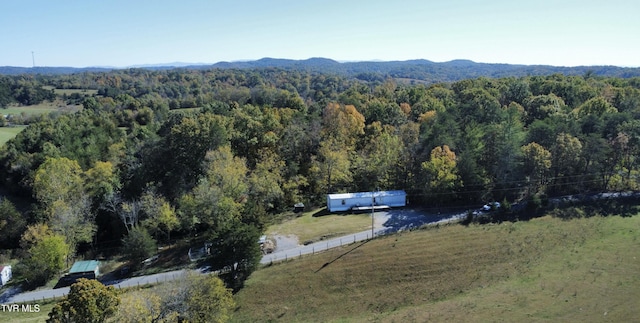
[2,58,639,82]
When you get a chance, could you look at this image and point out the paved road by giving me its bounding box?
[3,208,466,303]
[6,192,636,304]
[4,269,189,303]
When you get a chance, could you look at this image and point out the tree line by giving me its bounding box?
[1,68,639,289]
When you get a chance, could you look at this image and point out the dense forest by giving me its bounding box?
[1,67,640,289]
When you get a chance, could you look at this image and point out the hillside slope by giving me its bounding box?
[233,211,640,322]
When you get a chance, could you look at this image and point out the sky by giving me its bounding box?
[1,0,638,68]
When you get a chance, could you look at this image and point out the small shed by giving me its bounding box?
[0,265,12,286]
[327,190,407,212]
[293,202,305,213]
[68,260,100,280]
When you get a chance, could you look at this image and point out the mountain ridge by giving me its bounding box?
[2,58,639,81]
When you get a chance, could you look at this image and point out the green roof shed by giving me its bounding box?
[69,260,100,277]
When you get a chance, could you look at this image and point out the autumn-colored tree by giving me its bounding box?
[321,102,365,148]
[113,272,234,323]
[33,157,95,257]
[47,278,120,323]
[521,142,552,195]
[422,145,461,203]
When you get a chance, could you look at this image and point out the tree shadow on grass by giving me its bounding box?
[312,208,331,217]
[315,239,370,273]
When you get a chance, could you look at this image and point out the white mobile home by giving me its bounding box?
[0,265,12,286]
[327,190,406,212]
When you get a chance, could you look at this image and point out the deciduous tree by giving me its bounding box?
[21,232,68,287]
[113,272,234,323]
[47,278,120,323]
[521,142,552,195]
[422,145,461,203]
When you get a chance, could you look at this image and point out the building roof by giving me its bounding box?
[328,190,406,200]
[69,260,100,274]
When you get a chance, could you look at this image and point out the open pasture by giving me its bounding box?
[234,212,640,322]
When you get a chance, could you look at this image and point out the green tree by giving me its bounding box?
[354,123,404,190]
[140,190,178,241]
[209,221,262,291]
[33,157,96,255]
[84,161,120,207]
[523,94,566,124]
[180,272,235,323]
[178,146,248,231]
[157,112,230,198]
[33,157,84,210]
[21,232,68,287]
[551,133,583,193]
[484,104,525,197]
[248,150,285,210]
[121,227,157,270]
[573,96,617,117]
[311,139,352,194]
[47,278,120,323]
[0,198,26,248]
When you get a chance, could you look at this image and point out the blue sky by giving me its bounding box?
[1,0,638,67]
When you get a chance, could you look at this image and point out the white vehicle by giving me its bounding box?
[482,202,501,211]
[258,235,267,245]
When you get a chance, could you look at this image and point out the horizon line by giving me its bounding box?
[2,57,639,69]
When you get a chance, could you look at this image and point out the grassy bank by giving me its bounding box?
[266,208,374,243]
[233,212,640,322]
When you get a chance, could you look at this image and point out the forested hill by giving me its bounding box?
[2,58,640,82]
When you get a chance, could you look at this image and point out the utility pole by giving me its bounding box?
[31,51,35,67]
[371,190,375,239]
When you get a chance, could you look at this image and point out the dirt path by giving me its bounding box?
[271,234,300,252]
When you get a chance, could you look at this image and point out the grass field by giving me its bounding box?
[2,105,58,117]
[266,209,374,243]
[0,300,57,323]
[52,88,98,96]
[233,210,640,322]
[0,126,27,146]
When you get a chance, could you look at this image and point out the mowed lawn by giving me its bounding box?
[233,210,640,322]
[266,209,375,243]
